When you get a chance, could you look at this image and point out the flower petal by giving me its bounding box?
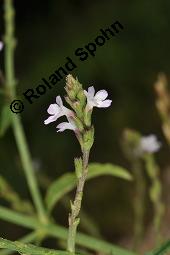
[95,90,108,101]
[56,122,76,132]
[47,104,59,115]
[140,135,161,153]
[44,114,58,125]
[97,99,112,108]
[84,90,88,97]
[56,96,63,106]
[0,41,3,51]
[87,86,95,97]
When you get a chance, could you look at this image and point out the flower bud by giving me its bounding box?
[83,126,94,151]
[64,86,76,100]
[65,75,82,100]
[71,116,84,132]
[84,108,92,127]
[77,90,86,109]
[73,101,84,119]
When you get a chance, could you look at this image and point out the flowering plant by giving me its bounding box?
[44,74,112,252]
[0,1,169,255]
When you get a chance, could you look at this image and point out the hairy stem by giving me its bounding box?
[67,150,89,253]
[4,0,47,223]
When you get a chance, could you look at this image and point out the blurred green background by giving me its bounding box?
[0,0,170,249]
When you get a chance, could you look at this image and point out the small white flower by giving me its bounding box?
[44,96,74,125]
[56,120,77,133]
[0,41,3,51]
[84,86,112,110]
[139,134,161,153]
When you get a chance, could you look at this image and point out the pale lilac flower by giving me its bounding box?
[44,96,74,125]
[0,41,3,51]
[84,86,112,110]
[56,120,77,133]
[139,134,161,154]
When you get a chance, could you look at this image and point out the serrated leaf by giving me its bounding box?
[0,104,12,137]
[46,163,132,211]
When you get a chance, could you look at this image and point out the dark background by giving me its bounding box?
[0,0,170,250]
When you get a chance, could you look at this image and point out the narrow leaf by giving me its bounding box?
[46,163,132,211]
[0,104,12,137]
[0,237,79,255]
[145,240,170,255]
[0,206,137,255]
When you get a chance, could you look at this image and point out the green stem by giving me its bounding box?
[0,232,37,255]
[4,0,47,223]
[132,160,146,251]
[0,206,137,255]
[144,154,164,244]
[67,150,89,253]
[0,237,72,255]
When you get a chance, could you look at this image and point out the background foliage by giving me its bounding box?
[0,0,170,253]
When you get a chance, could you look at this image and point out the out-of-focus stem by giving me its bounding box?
[144,154,164,244]
[4,0,47,224]
[132,160,146,251]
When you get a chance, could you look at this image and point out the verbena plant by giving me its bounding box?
[0,0,169,255]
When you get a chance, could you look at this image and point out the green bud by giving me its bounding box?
[77,90,86,108]
[66,74,76,90]
[74,157,83,178]
[74,78,83,94]
[84,108,92,127]
[65,75,82,100]
[72,116,84,132]
[64,86,76,100]
[83,126,94,151]
[65,96,75,109]
[65,96,84,119]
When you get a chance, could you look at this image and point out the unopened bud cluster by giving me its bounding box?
[65,75,94,152]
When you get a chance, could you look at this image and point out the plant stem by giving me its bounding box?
[0,232,37,255]
[0,237,72,255]
[4,0,47,223]
[132,160,146,251]
[144,154,164,244]
[67,150,89,253]
[0,206,137,255]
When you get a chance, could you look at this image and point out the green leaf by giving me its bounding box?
[0,104,12,137]
[46,163,132,211]
[0,206,137,255]
[0,237,80,255]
